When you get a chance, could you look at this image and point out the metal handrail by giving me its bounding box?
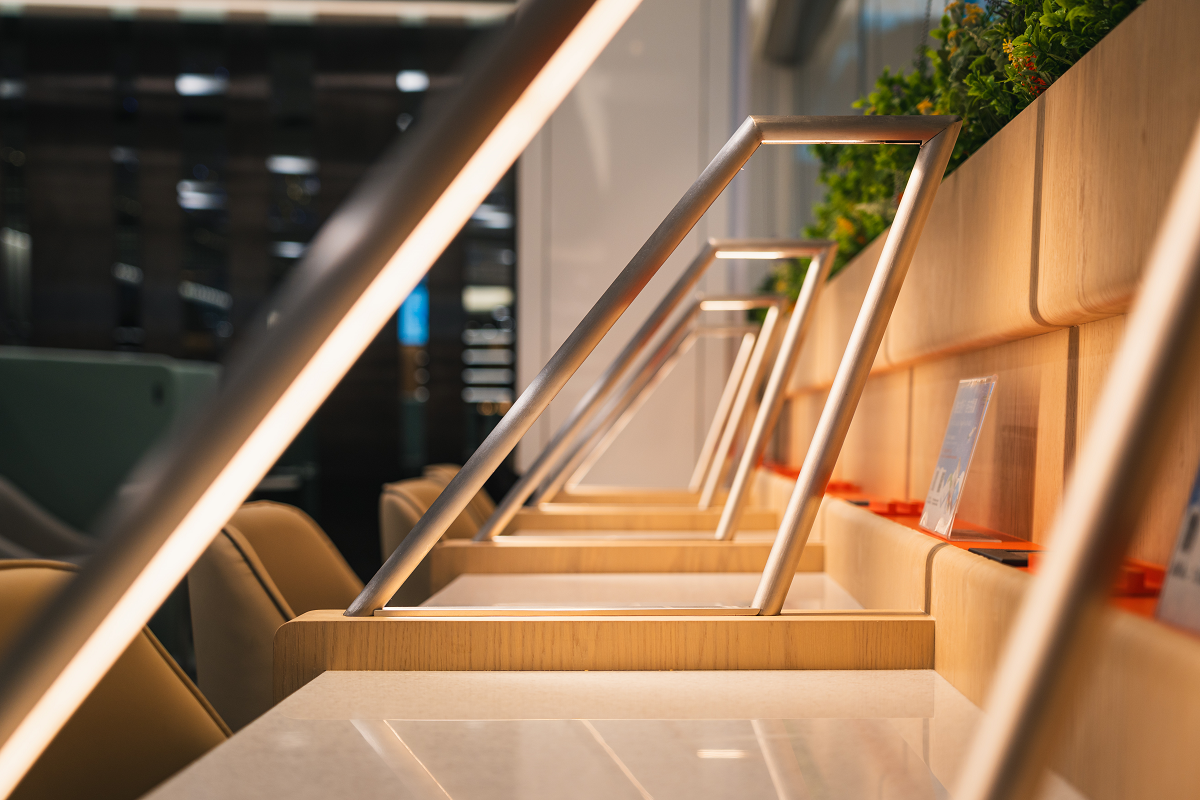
[713,242,836,539]
[0,0,641,790]
[953,125,1200,800]
[540,297,785,502]
[752,119,961,614]
[348,115,961,615]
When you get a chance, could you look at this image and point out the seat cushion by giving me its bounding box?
[0,560,228,800]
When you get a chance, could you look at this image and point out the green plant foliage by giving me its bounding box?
[764,0,1142,298]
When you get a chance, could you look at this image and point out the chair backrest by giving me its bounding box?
[0,560,228,800]
[380,477,479,564]
[225,501,362,615]
[188,502,361,731]
[422,463,496,521]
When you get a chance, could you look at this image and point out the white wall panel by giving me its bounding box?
[517,0,739,487]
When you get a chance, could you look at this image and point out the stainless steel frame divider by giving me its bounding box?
[349,115,960,615]
[491,239,826,522]
[751,118,960,615]
[545,298,783,499]
[953,125,1200,800]
[713,242,836,538]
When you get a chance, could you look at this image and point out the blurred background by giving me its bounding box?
[0,0,944,668]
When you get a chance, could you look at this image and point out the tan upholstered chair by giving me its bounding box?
[379,477,480,564]
[188,501,362,731]
[421,463,496,523]
[0,560,228,800]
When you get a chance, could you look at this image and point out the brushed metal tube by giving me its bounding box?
[540,296,782,502]
[698,304,782,508]
[350,114,960,614]
[954,125,1200,800]
[689,332,757,492]
[0,0,624,785]
[347,118,765,611]
[752,120,961,615]
[715,243,836,540]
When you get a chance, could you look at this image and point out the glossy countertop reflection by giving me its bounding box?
[147,671,1085,799]
[420,572,861,610]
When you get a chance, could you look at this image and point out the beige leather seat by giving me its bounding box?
[0,560,228,800]
[379,477,480,563]
[188,501,362,731]
[421,463,496,522]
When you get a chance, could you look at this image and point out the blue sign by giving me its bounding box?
[398,280,429,347]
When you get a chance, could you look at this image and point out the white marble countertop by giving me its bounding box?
[147,670,1085,799]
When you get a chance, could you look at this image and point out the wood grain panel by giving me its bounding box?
[909,330,1069,540]
[823,498,942,612]
[836,369,911,500]
[784,389,827,472]
[788,234,891,395]
[1075,315,1197,564]
[509,505,778,531]
[887,103,1048,366]
[1037,0,1200,325]
[929,537,1200,800]
[549,488,723,505]
[928,544,1028,705]
[274,611,935,699]
[429,538,825,593]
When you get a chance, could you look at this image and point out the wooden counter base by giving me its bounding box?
[429,538,825,593]
[545,487,726,505]
[273,610,934,700]
[508,505,778,531]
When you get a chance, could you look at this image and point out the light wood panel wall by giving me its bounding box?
[782,0,1200,562]
[1036,0,1200,326]
[887,95,1050,365]
[1076,315,1200,565]
[822,498,941,612]
[836,369,911,500]
[928,537,1200,800]
[910,330,1070,542]
[274,611,934,699]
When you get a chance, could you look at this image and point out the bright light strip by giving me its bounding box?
[0,0,641,794]
[714,250,787,260]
